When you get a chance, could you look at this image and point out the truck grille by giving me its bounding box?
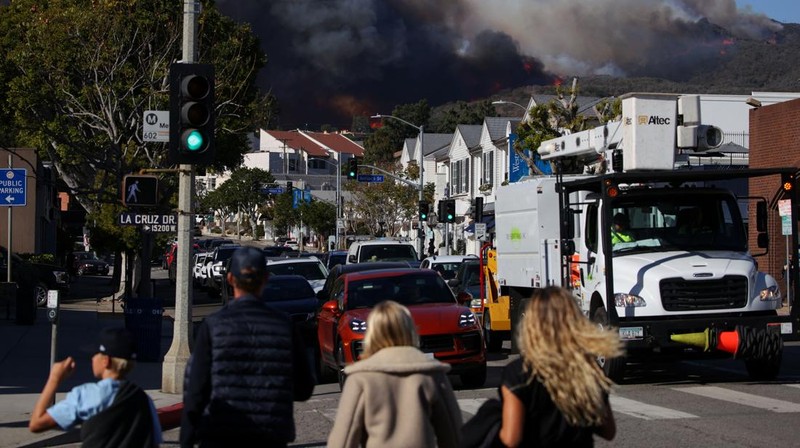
[660,276,748,311]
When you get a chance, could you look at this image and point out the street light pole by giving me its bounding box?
[320,149,342,250]
[371,114,424,258]
[491,100,528,114]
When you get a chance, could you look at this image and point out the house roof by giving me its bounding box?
[264,130,328,156]
[484,117,516,141]
[456,124,483,149]
[422,134,453,156]
[307,132,365,156]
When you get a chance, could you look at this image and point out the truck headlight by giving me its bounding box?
[759,285,782,302]
[349,318,367,333]
[614,293,647,307]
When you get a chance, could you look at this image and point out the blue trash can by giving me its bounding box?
[124,298,163,362]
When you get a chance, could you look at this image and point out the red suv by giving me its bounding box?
[317,268,486,389]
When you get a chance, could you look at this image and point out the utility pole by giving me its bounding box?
[162,0,197,394]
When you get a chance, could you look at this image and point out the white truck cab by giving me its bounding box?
[346,239,419,266]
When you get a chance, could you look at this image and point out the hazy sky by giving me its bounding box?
[737,0,800,23]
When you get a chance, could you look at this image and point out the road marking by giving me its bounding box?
[610,395,698,420]
[785,384,800,390]
[675,386,800,413]
[319,408,338,422]
[458,398,487,416]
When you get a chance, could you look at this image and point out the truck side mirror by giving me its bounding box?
[348,254,356,263]
[756,201,767,232]
[757,232,769,249]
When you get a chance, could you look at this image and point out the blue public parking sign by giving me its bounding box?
[0,169,26,206]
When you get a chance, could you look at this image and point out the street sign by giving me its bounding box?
[122,175,159,206]
[118,212,177,233]
[143,110,170,142]
[475,223,487,240]
[357,174,384,183]
[263,187,284,194]
[0,168,26,206]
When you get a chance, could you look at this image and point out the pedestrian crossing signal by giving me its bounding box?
[122,175,159,207]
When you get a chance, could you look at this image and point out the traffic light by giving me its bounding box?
[418,200,430,221]
[472,197,484,220]
[169,63,214,165]
[444,199,456,223]
[286,181,293,193]
[781,172,795,193]
[347,158,358,180]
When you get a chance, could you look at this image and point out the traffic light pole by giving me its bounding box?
[162,0,198,394]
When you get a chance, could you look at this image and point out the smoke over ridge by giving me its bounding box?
[215,0,782,128]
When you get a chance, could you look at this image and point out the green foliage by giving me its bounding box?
[430,100,497,133]
[19,253,59,265]
[0,0,273,254]
[363,100,430,164]
[299,200,336,241]
[345,163,419,236]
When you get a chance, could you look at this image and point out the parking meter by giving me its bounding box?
[46,289,59,323]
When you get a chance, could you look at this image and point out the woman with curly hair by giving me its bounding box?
[498,286,622,447]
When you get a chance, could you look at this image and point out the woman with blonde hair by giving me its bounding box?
[498,286,621,447]
[327,300,462,448]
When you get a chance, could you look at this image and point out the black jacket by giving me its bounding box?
[80,381,156,448]
[181,295,315,447]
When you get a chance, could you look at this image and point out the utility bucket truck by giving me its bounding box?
[495,93,798,381]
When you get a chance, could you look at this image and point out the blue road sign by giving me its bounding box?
[263,187,284,194]
[0,168,27,206]
[357,174,384,183]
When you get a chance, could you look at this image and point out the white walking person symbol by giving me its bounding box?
[127,180,140,203]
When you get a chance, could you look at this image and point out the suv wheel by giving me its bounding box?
[34,282,48,307]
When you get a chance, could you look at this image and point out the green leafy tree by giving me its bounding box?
[345,163,418,236]
[431,100,497,133]
[211,168,274,239]
[513,78,588,174]
[0,0,273,251]
[363,100,431,164]
[298,200,336,250]
[270,191,299,238]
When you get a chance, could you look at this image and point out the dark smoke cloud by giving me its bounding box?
[215,0,782,129]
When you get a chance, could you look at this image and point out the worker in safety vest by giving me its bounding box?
[611,213,635,244]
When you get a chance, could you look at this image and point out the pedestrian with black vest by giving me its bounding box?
[28,327,162,447]
[180,246,315,448]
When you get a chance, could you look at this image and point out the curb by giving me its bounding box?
[157,402,184,431]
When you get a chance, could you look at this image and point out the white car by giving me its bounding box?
[265,256,328,292]
[419,254,479,281]
[346,239,419,265]
[192,252,211,286]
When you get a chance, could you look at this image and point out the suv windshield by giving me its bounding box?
[266,261,327,280]
[347,273,453,309]
[603,190,747,255]
[359,244,418,263]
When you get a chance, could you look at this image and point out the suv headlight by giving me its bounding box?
[349,318,367,333]
[614,293,647,307]
[459,310,477,328]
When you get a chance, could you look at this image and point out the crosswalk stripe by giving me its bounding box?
[610,396,698,420]
[458,398,487,415]
[675,386,800,413]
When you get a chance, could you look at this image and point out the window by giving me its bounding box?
[450,159,470,195]
[482,151,494,186]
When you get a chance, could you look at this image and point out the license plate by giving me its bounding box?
[619,326,644,340]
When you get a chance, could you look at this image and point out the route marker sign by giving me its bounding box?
[0,168,26,206]
[143,110,170,143]
[357,174,384,183]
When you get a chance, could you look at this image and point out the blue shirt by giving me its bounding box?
[47,378,163,443]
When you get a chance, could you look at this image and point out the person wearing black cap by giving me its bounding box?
[181,246,315,447]
[28,327,162,447]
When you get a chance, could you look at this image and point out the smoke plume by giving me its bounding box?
[215,0,783,129]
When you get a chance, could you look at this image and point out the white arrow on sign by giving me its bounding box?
[143,225,151,231]
[5,195,14,203]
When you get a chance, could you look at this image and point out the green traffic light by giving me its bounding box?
[184,129,204,151]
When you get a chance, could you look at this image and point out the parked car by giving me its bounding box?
[1,247,69,310]
[192,252,211,287]
[321,250,348,270]
[448,259,483,319]
[70,251,110,276]
[205,244,241,296]
[317,268,486,389]
[419,254,478,281]
[262,245,297,257]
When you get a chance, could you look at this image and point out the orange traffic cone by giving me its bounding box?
[715,329,739,356]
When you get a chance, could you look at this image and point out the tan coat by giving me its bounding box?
[327,346,463,448]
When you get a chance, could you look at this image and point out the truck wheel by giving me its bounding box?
[745,354,782,381]
[483,311,503,352]
[460,364,487,389]
[592,307,626,382]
